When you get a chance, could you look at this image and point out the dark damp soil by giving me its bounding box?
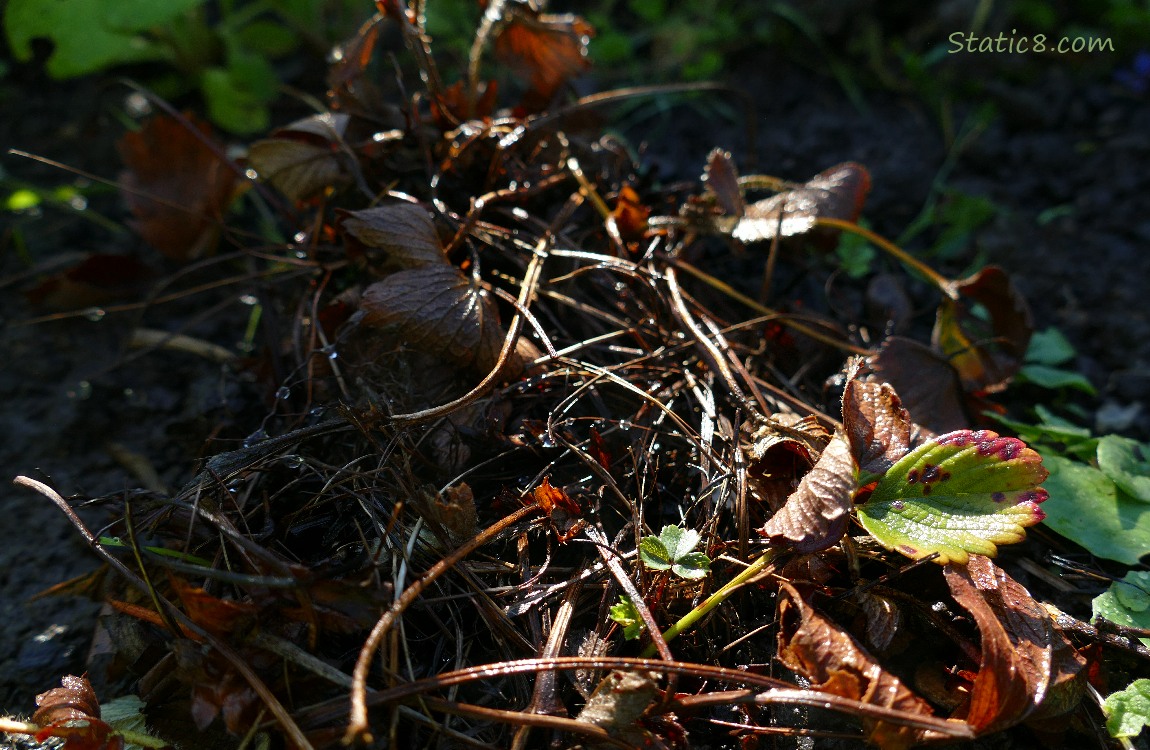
[2,16,1149,747]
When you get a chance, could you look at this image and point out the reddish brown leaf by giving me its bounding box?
[168,575,258,638]
[870,336,970,437]
[431,79,499,128]
[25,253,153,310]
[777,583,943,749]
[759,434,854,553]
[340,202,444,269]
[33,674,101,726]
[32,675,121,750]
[118,114,238,261]
[358,263,507,373]
[610,185,651,242]
[247,114,354,203]
[413,483,478,547]
[733,162,870,244]
[942,555,1085,734]
[492,5,593,111]
[842,363,912,478]
[703,148,744,218]
[934,266,1033,393]
[532,476,581,516]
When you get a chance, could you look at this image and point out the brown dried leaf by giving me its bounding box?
[25,254,153,310]
[247,114,353,203]
[733,162,870,243]
[703,148,743,217]
[359,263,506,373]
[842,364,912,479]
[942,555,1084,734]
[870,336,970,437]
[340,202,443,269]
[576,670,661,745]
[118,114,237,261]
[759,433,854,553]
[168,575,258,638]
[413,483,478,547]
[777,583,942,749]
[492,6,593,110]
[33,674,101,726]
[934,266,1033,393]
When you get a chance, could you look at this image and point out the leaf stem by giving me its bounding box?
[816,217,952,294]
[640,548,778,657]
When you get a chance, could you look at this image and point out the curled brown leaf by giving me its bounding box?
[759,433,854,553]
[942,555,1085,734]
[777,583,944,749]
[934,266,1033,393]
[340,202,444,269]
[842,363,912,479]
[248,114,354,203]
[733,162,870,244]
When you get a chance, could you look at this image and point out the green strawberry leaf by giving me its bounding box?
[1097,435,1150,504]
[1093,571,1150,649]
[639,535,672,571]
[1041,456,1150,565]
[1104,679,1150,739]
[608,596,643,640]
[640,526,711,579]
[671,551,711,580]
[856,429,1048,565]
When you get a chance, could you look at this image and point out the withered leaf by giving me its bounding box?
[942,555,1084,733]
[934,266,1033,394]
[118,113,238,261]
[413,483,478,547]
[703,148,744,218]
[248,113,353,203]
[33,674,101,726]
[359,263,506,373]
[576,670,661,745]
[25,253,153,310]
[733,162,870,243]
[492,6,593,110]
[169,574,258,638]
[341,202,444,269]
[842,364,912,480]
[777,583,943,749]
[870,336,969,437]
[759,433,854,553]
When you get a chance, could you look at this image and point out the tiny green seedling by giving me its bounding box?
[609,595,643,640]
[639,525,711,580]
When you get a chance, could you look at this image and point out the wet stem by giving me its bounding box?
[639,548,779,658]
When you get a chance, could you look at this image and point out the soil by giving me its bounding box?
[2,15,1149,748]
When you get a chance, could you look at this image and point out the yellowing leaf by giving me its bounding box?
[856,429,1048,565]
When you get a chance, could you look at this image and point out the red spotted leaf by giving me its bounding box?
[733,162,870,244]
[777,583,945,750]
[759,434,854,553]
[934,266,1033,393]
[943,555,1085,733]
[358,263,507,373]
[248,114,354,202]
[341,202,444,269]
[118,113,238,261]
[856,429,1049,565]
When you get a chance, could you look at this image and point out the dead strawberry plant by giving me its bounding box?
[8,2,1150,749]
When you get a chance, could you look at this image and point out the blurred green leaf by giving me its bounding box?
[1098,435,1150,503]
[1026,326,1077,366]
[1104,679,1150,739]
[1042,456,1150,565]
[1093,571,1150,648]
[1017,364,1097,394]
